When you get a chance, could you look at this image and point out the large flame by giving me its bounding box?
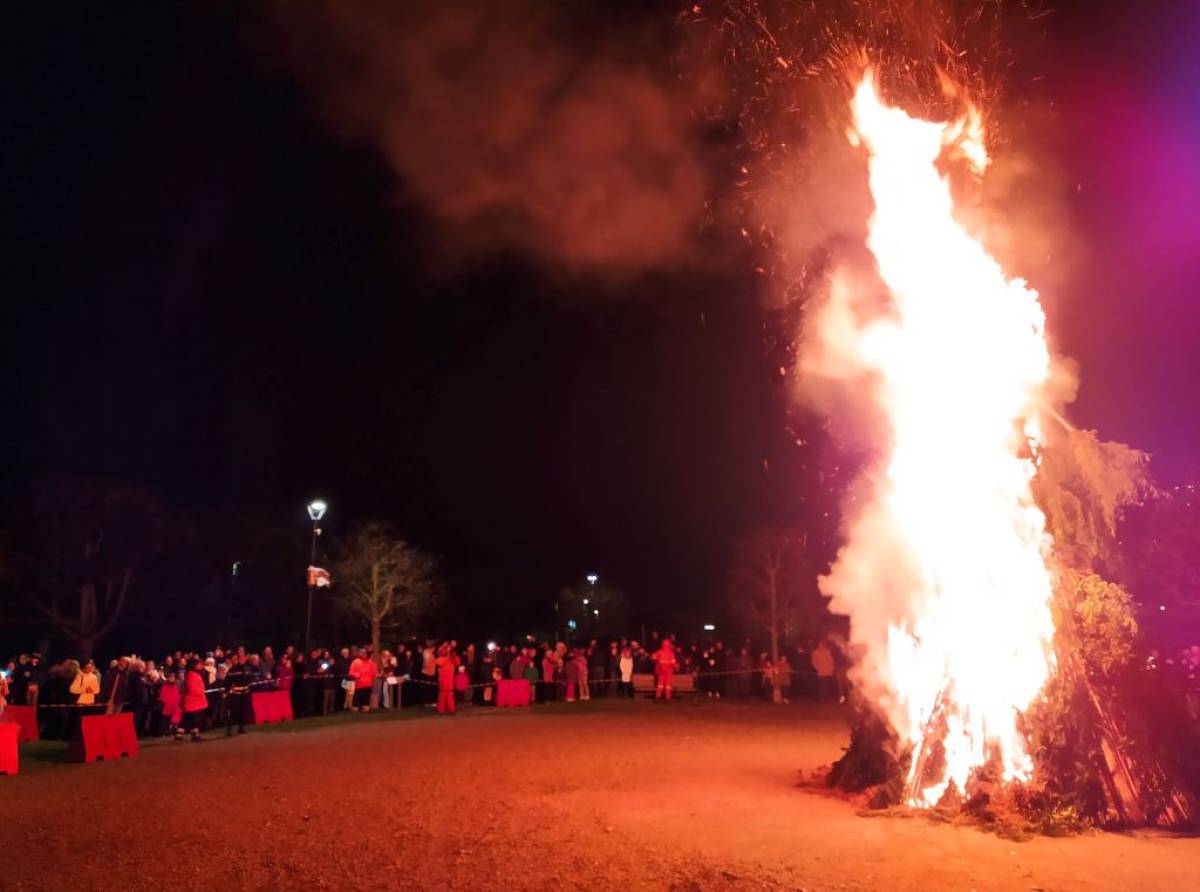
[816,72,1057,806]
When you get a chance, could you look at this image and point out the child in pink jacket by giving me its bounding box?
[453,664,469,707]
[158,673,182,736]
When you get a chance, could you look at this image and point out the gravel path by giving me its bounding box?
[5,700,1197,891]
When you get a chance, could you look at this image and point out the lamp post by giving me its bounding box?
[585,574,598,633]
[305,499,327,653]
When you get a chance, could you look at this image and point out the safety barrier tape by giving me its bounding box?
[9,667,824,710]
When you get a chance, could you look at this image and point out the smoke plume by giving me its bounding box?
[264,1,709,272]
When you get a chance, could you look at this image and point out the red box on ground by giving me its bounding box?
[68,713,138,763]
[0,705,39,743]
[0,723,17,775]
[251,690,293,724]
[496,679,531,708]
[109,712,138,759]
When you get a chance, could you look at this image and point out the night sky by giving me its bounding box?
[5,2,1198,636]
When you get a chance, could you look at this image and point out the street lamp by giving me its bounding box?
[305,499,327,652]
[582,575,598,635]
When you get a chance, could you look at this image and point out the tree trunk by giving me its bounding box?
[369,616,382,708]
[77,635,98,662]
[79,581,97,642]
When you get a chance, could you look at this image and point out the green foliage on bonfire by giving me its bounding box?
[1063,572,1139,677]
[1024,570,1139,827]
[830,424,1196,832]
[1033,426,1154,570]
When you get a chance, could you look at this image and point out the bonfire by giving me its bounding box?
[805,68,1198,835]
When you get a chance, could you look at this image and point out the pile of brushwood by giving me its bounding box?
[825,571,1199,837]
[823,429,1200,837]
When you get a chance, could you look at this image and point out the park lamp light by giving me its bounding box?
[586,573,598,585]
[307,499,327,522]
[703,623,716,632]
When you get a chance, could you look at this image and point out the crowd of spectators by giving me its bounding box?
[0,632,849,741]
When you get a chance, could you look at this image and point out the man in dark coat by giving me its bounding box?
[99,656,131,715]
[588,641,608,698]
[125,662,150,735]
[332,647,352,711]
[224,654,253,735]
[25,654,48,707]
[10,655,29,705]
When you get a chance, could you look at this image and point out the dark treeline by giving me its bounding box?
[0,474,817,664]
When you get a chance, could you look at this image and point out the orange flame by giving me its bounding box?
[817,72,1056,806]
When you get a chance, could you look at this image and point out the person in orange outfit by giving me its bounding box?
[349,648,376,713]
[435,643,460,715]
[652,638,678,701]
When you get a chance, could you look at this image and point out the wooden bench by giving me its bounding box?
[632,672,697,697]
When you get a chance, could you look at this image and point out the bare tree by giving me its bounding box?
[730,527,813,702]
[19,476,170,660]
[333,522,434,673]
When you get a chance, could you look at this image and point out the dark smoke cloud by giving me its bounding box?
[265,1,709,272]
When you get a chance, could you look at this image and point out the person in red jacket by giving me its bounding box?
[653,639,678,702]
[176,658,208,741]
[349,648,377,713]
[435,643,460,715]
[453,662,469,708]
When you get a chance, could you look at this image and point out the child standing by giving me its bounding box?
[453,663,469,708]
[522,652,538,703]
[158,672,182,736]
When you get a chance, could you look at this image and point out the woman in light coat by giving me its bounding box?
[618,647,635,698]
[69,660,101,705]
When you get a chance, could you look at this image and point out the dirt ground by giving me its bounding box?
[5,699,1197,891]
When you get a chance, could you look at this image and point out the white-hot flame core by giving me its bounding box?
[818,73,1056,806]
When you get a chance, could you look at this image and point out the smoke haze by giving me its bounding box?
[265,1,708,272]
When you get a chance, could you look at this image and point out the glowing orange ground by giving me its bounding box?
[6,701,1195,890]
